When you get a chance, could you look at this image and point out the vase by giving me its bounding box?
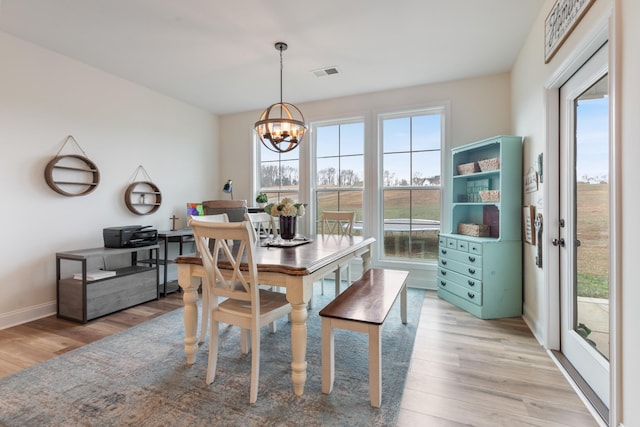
[279,215,297,240]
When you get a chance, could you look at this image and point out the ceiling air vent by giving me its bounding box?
[311,67,340,78]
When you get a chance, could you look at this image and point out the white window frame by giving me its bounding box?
[310,117,366,233]
[374,104,449,272]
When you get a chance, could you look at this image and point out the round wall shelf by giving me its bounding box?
[44,154,100,197]
[125,181,162,215]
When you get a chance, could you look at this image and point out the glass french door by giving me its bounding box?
[558,43,610,406]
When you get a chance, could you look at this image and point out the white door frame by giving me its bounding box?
[543,11,621,427]
[559,43,609,404]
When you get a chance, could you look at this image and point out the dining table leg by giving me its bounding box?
[177,263,201,364]
[286,280,312,396]
[361,244,372,272]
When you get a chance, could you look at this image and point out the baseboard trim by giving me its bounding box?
[0,301,56,330]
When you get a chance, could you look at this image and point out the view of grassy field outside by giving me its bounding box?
[315,189,441,259]
[576,183,609,299]
[575,83,609,302]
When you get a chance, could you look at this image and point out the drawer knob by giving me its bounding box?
[441,249,447,255]
[469,256,476,262]
[468,280,475,287]
[442,260,447,265]
[441,270,446,276]
[468,268,476,274]
[468,292,475,299]
[440,280,446,287]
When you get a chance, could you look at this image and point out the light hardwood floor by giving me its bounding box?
[397,292,601,426]
[0,293,183,378]
[0,290,600,426]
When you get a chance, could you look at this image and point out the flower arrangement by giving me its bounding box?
[255,192,268,204]
[265,198,306,217]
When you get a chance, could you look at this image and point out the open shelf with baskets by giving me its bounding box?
[438,135,523,319]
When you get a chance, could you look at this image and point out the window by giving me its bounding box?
[257,141,299,203]
[313,120,364,233]
[253,107,444,265]
[381,110,442,260]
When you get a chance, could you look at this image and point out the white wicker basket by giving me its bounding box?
[478,157,500,172]
[456,162,479,175]
[457,223,490,237]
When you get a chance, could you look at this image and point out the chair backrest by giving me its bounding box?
[189,213,229,223]
[189,213,229,248]
[244,212,275,239]
[202,200,248,222]
[189,219,259,304]
[321,211,355,236]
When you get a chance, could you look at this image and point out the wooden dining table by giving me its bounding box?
[174,234,376,397]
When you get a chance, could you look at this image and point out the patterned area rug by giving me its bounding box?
[0,287,423,427]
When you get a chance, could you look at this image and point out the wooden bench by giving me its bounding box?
[319,268,409,408]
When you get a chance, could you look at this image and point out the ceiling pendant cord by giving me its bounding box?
[279,42,284,108]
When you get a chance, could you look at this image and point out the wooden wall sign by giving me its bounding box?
[524,167,539,193]
[523,206,536,245]
[544,0,595,63]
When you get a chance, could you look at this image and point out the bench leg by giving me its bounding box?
[368,324,382,408]
[321,318,335,394]
[401,282,407,325]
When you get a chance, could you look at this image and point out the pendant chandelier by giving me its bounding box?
[254,42,308,153]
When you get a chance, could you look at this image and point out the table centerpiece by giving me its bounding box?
[265,198,306,240]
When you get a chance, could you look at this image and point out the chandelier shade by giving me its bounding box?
[254,42,308,153]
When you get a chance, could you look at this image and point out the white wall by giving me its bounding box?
[0,31,220,328]
[513,0,640,424]
[513,0,613,342]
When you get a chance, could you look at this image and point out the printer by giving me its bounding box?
[103,225,158,248]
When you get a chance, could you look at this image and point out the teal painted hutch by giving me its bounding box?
[437,135,523,319]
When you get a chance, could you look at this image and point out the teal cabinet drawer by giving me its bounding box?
[442,248,482,266]
[468,242,483,255]
[438,278,482,306]
[439,257,482,279]
[438,269,482,293]
[439,236,447,247]
[457,240,468,252]
[447,238,457,249]
[439,246,450,258]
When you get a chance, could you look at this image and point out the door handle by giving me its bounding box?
[552,238,565,247]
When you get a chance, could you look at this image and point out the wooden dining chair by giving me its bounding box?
[202,199,248,222]
[317,210,356,301]
[189,219,292,404]
[189,213,229,344]
[244,212,276,240]
[244,211,284,332]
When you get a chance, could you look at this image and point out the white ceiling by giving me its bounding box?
[0,0,544,115]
